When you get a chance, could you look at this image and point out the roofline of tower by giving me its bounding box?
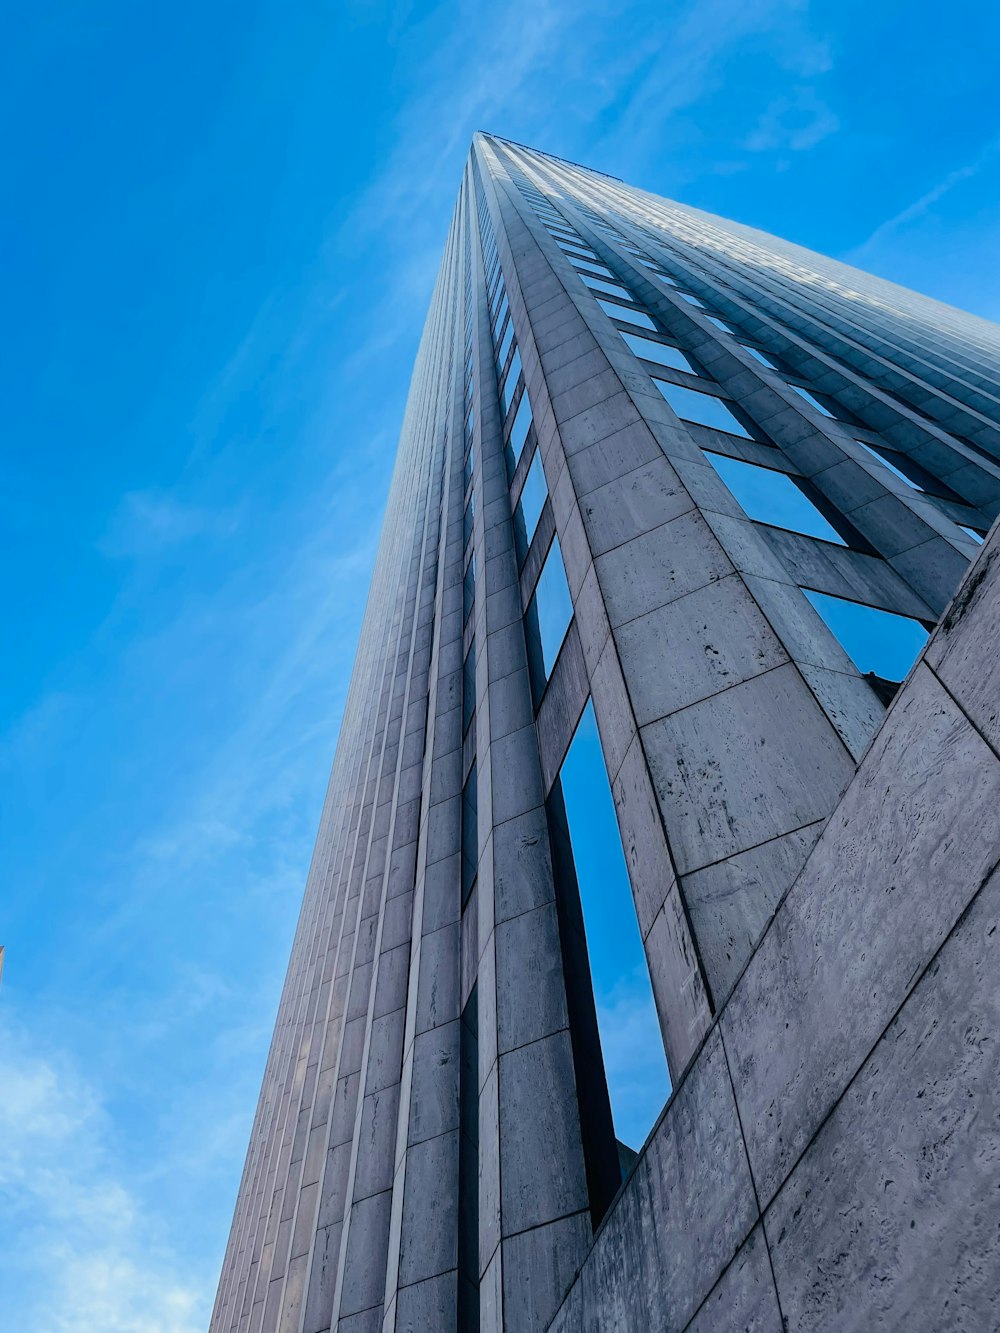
[473,131,624,183]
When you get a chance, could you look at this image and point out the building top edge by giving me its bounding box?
[473,131,624,182]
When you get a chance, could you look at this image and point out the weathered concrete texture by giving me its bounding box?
[684,1226,782,1333]
[765,862,1000,1332]
[544,523,1000,1330]
[546,1029,758,1332]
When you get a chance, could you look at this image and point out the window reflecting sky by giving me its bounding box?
[656,380,751,437]
[804,590,929,680]
[558,702,670,1149]
[516,448,547,548]
[597,297,657,330]
[532,536,574,679]
[620,330,697,374]
[501,347,522,414]
[507,390,532,467]
[705,451,846,543]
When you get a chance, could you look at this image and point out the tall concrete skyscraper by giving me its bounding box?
[210,135,1000,1333]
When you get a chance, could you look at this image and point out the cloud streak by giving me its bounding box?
[0,1014,209,1333]
[853,134,1000,256]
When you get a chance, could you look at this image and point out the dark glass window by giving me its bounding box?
[553,701,670,1150]
[705,452,846,544]
[461,766,478,904]
[463,553,476,627]
[803,589,929,681]
[462,640,476,736]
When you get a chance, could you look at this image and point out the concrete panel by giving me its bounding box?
[723,664,1000,1206]
[339,1189,393,1318]
[925,537,1000,753]
[685,1225,782,1333]
[495,901,570,1052]
[393,1270,456,1333]
[397,1130,459,1287]
[644,662,854,875]
[766,867,1000,1332]
[616,573,789,724]
[548,1028,758,1330]
[681,823,823,1003]
[501,1210,592,1332]
[595,510,732,628]
[498,1030,589,1235]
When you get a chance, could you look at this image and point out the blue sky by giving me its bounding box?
[3,1,999,1327]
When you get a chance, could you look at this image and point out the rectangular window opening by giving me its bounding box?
[513,448,548,563]
[655,380,751,438]
[620,331,699,375]
[548,701,670,1214]
[506,389,533,476]
[803,589,930,684]
[597,298,658,331]
[501,349,522,415]
[461,765,478,905]
[524,536,574,702]
[705,452,848,545]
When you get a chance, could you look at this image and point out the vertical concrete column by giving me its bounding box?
[381,209,472,1333]
[332,555,438,1328]
[469,158,594,1333]
[482,140,858,1023]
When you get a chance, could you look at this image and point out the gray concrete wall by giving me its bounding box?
[546,526,1000,1332]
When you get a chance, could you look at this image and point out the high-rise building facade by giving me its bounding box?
[210,135,1000,1333]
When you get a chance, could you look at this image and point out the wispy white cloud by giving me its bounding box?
[743,86,839,155]
[0,1015,209,1333]
[596,967,671,1151]
[852,134,1000,256]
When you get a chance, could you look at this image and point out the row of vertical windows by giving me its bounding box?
[585,264,971,568]
[550,203,940,686]
[512,171,677,1162]
[517,174,673,1167]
